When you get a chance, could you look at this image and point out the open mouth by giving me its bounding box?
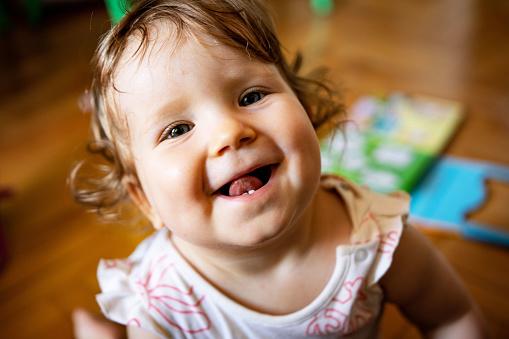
[218,165,273,197]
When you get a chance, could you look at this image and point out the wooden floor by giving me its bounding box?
[0,0,508,338]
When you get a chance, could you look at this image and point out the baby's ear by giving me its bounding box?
[125,179,165,230]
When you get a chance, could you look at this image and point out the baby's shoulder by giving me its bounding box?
[320,174,410,233]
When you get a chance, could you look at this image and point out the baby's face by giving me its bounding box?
[114,28,321,251]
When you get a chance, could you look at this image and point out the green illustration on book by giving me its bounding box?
[321,92,464,193]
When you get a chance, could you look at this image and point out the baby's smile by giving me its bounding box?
[217,164,274,197]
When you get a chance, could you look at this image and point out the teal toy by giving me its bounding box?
[410,156,509,247]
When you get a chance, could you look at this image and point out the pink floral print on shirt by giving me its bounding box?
[135,255,212,334]
[306,277,375,336]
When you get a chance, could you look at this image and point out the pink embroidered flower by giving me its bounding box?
[378,230,399,257]
[306,277,374,336]
[136,255,211,334]
[352,213,380,245]
[306,310,348,335]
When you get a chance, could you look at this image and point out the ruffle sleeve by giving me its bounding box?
[96,232,166,337]
[364,188,409,287]
[322,175,410,286]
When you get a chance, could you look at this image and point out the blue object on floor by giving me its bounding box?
[409,156,509,247]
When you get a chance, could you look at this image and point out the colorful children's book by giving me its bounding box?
[320,92,464,193]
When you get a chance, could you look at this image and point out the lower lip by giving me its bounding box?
[217,165,277,201]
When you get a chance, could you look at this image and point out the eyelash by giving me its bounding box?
[239,88,268,107]
[159,121,195,141]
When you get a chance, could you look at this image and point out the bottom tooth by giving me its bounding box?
[242,190,256,196]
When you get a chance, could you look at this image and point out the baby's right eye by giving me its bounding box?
[160,122,194,141]
[239,90,266,107]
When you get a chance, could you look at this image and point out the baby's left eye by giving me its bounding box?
[240,91,265,107]
[160,122,194,141]
[169,124,193,138]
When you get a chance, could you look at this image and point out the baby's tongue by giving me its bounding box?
[229,175,263,197]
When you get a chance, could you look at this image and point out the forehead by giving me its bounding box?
[112,22,263,95]
[114,23,188,92]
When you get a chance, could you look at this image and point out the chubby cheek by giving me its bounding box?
[292,136,321,201]
[137,155,208,223]
[294,128,322,190]
[280,107,321,173]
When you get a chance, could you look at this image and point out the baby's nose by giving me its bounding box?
[208,116,256,157]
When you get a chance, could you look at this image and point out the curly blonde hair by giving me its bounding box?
[70,0,345,222]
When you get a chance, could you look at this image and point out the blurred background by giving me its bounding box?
[0,0,508,337]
